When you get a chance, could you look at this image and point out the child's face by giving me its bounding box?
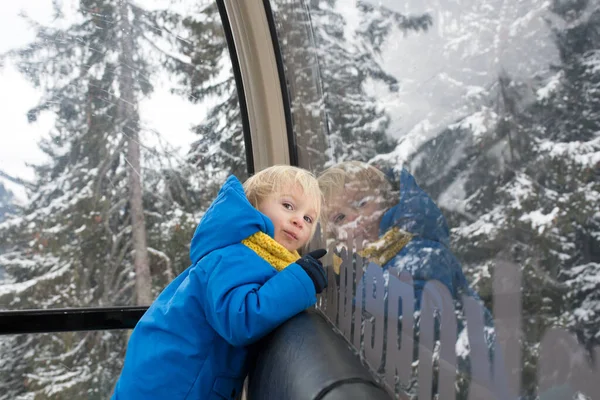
[257,184,318,252]
[325,183,389,247]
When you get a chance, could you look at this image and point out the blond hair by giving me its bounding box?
[317,161,395,227]
[243,165,322,237]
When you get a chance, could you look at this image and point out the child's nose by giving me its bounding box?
[344,211,359,223]
[291,214,303,227]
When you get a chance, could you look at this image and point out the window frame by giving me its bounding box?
[0,0,297,335]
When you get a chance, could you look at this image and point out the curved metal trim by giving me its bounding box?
[262,0,298,167]
[222,0,290,171]
[215,0,255,175]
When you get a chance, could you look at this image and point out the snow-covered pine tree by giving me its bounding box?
[544,0,600,357]
[0,1,210,397]
[313,0,399,165]
[269,0,432,171]
[169,1,248,208]
[0,181,13,283]
[0,183,14,224]
[401,0,600,397]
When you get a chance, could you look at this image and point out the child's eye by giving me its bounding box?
[355,196,374,208]
[333,213,345,224]
[304,216,313,224]
[282,202,293,210]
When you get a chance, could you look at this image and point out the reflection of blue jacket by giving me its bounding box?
[380,168,508,396]
[379,168,480,309]
[112,176,316,400]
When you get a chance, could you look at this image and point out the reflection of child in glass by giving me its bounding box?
[319,161,507,396]
[318,160,479,308]
[112,166,328,400]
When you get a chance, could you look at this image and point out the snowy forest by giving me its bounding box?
[0,0,598,399]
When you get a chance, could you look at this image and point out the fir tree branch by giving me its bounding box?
[147,247,174,282]
[113,259,134,299]
[0,170,34,190]
[94,136,126,197]
[140,32,193,67]
[113,280,135,304]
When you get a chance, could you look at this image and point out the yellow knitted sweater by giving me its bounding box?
[242,231,300,271]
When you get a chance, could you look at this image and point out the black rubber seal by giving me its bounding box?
[0,306,148,334]
[216,0,255,175]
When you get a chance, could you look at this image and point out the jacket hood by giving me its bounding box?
[379,168,450,247]
[189,175,274,264]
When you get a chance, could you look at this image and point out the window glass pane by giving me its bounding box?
[0,0,245,395]
[271,0,600,398]
[0,331,128,399]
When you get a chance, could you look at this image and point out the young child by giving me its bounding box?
[112,165,328,400]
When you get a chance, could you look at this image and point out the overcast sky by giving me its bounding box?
[0,1,204,201]
[0,1,52,200]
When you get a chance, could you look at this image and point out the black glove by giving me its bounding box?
[296,249,328,294]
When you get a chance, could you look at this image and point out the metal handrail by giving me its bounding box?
[248,308,391,400]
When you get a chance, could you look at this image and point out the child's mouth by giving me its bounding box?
[283,230,298,241]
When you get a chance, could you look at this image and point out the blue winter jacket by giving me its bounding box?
[111,176,317,400]
[379,168,480,309]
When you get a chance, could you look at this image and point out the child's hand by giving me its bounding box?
[296,249,328,294]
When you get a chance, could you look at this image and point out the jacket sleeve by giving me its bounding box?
[196,250,317,347]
